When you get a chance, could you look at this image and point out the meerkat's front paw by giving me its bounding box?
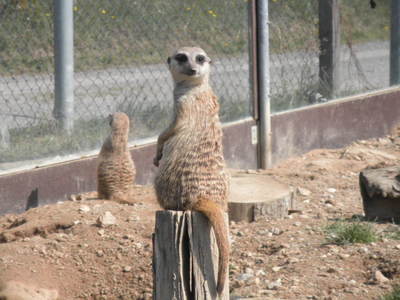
[153,150,163,167]
[153,156,160,167]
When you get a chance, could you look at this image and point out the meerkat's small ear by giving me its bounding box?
[167,57,171,64]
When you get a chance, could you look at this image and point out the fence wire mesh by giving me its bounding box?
[0,0,393,171]
[0,0,251,170]
[269,0,390,112]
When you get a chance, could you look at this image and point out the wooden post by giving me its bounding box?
[153,211,229,300]
[319,0,340,98]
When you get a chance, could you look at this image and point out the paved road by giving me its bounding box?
[0,41,391,133]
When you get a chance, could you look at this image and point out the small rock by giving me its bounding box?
[375,270,389,283]
[327,188,337,193]
[79,205,90,213]
[123,266,132,272]
[297,187,311,196]
[129,215,140,222]
[245,267,254,274]
[289,257,300,264]
[267,278,282,290]
[325,199,335,205]
[257,230,268,236]
[272,266,281,272]
[96,250,104,257]
[378,137,391,145]
[255,270,266,276]
[326,267,337,273]
[395,244,400,250]
[97,211,117,227]
[237,273,253,281]
[271,228,282,235]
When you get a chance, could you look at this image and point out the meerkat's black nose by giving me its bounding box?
[188,69,197,76]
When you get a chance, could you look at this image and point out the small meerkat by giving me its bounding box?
[154,47,230,295]
[97,112,136,204]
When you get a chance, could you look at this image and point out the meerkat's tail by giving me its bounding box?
[193,197,229,295]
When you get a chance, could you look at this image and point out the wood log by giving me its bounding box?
[359,166,400,221]
[153,210,229,300]
[228,170,294,222]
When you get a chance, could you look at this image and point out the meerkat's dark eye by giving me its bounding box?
[175,54,188,63]
[196,55,206,64]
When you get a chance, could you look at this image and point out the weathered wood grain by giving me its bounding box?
[360,166,400,221]
[153,210,229,300]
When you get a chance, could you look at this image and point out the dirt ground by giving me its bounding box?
[1,130,400,300]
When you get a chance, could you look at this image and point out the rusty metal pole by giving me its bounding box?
[318,0,340,98]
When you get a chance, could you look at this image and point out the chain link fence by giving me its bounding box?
[269,0,390,112]
[0,0,393,171]
[0,0,252,170]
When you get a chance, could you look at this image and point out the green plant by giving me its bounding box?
[381,286,400,300]
[325,221,377,245]
[386,231,400,241]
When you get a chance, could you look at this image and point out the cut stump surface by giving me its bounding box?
[228,169,294,222]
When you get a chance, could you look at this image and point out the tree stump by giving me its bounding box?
[359,166,400,222]
[153,210,229,300]
[228,170,294,222]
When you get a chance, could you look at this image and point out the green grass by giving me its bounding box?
[0,0,391,75]
[0,101,168,163]
[381,286,400,300]
[386,231,400,241]
[0,0,250,75]
[0,93,249,164]
[0,118,108,163]
[325,221,377,245]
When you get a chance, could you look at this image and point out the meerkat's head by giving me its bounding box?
[108,112,130,133]
[167,47,211,86]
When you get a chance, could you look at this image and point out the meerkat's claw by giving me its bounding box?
[153,157,160,167]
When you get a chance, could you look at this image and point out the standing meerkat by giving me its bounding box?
[97,112,136,204]
[154,46,230,295]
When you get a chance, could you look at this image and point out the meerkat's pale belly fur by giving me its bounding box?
[155,87,229,210]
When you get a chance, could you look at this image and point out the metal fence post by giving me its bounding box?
[256,0,272,169]
[53,0,74,132]
[390,0,400,85]
[319,0,340,98]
